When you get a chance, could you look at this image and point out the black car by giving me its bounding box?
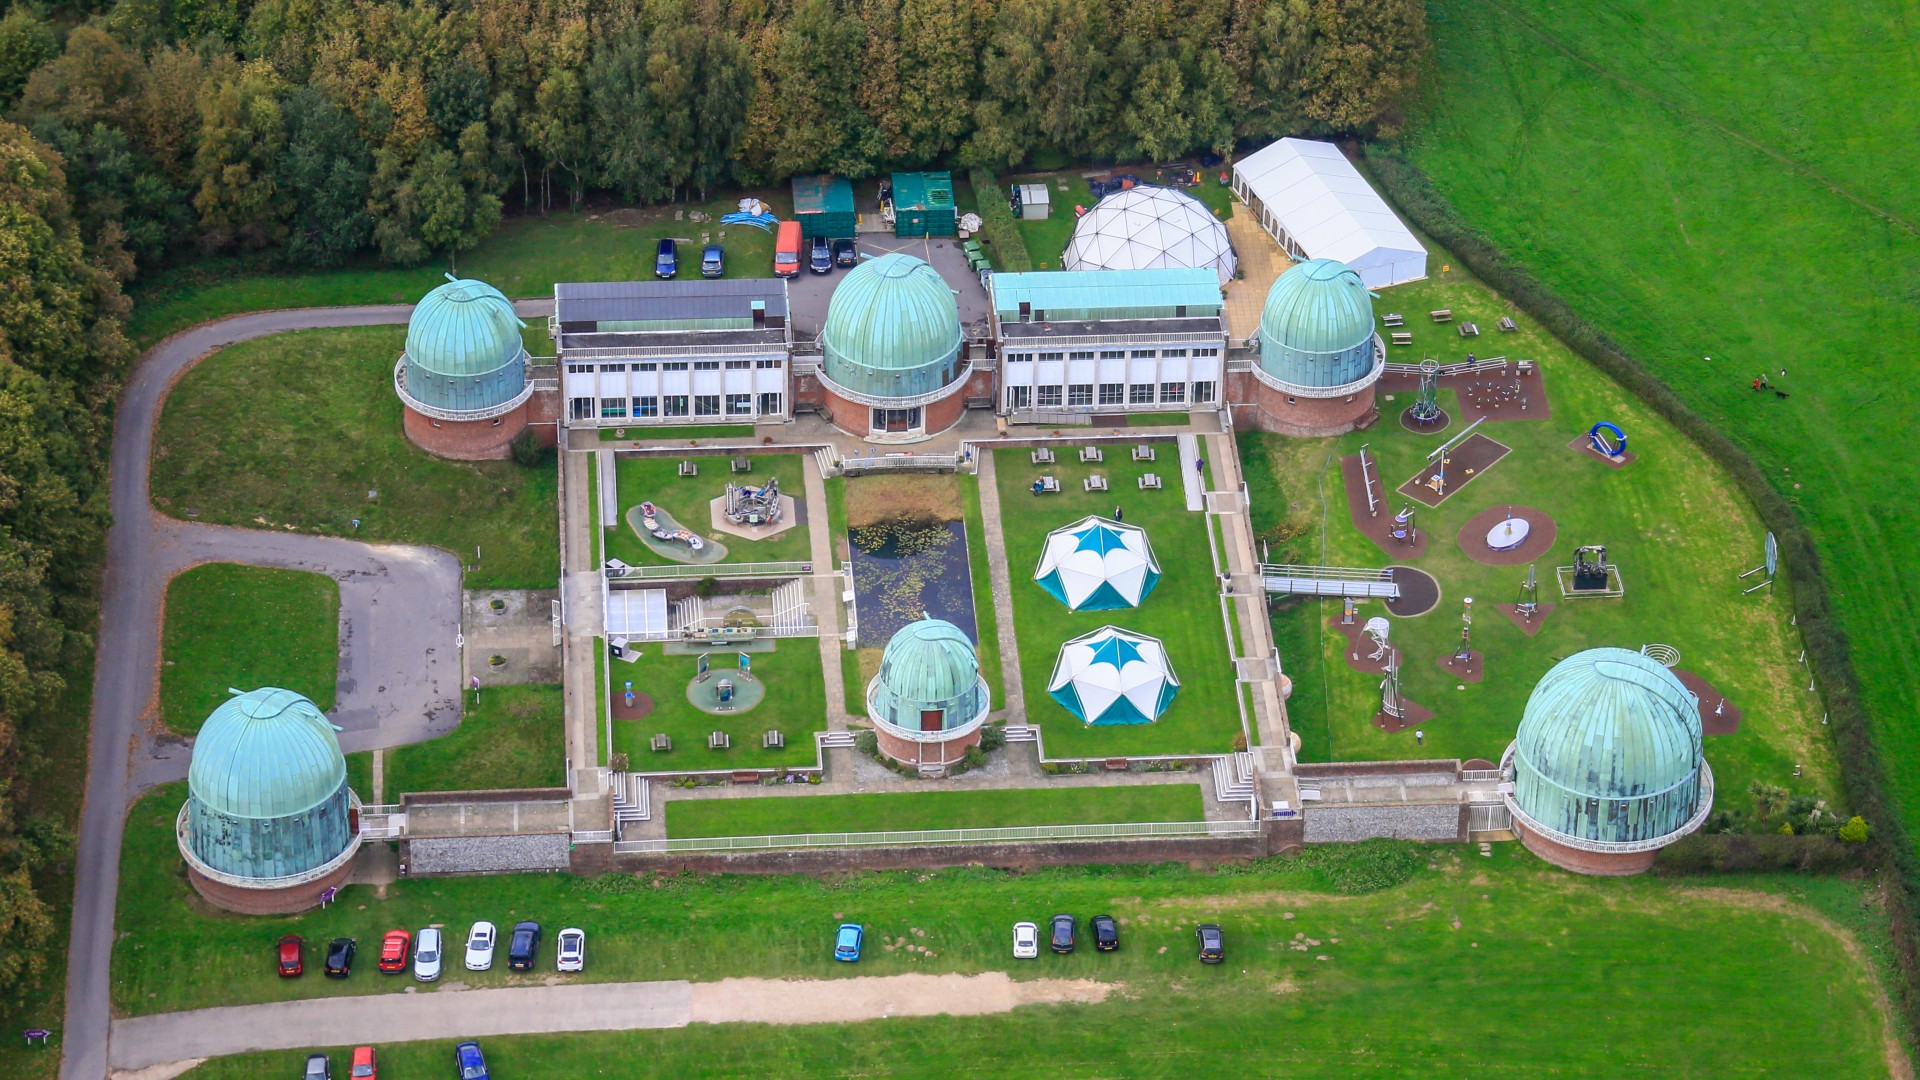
[832,238,857,267]
[1091,914,1119,952]
[1049,914,1075,954]
[655,237,677,279]
[1196,923,1224,964]
[324,937,356,978]
[507,920,541,971]
[808,235,832,274]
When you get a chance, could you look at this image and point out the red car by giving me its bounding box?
[376,930,412,974]
[277,934,304,978]
[349,1045,377,1079]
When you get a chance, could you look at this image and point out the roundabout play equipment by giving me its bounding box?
[1588,421,1627,459]
[1486,512,1531,551]
[722,477,784,527]
[686,651,765,715]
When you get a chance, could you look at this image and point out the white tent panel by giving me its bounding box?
[1233,138,1427,288]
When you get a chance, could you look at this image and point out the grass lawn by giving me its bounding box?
[382,684,565,796]
[128,192,793,347]
[606,452,812,567]
[159,563,338,736]
[663,785,1206,838]
[150,326,557,590]
[992,449,1240,758]
[608,643,825,771]
[957,474,1004,710]
[1393,0,1920,838]
[120,788,1899,1079]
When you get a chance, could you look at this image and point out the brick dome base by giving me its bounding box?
[187,853,360,915]
[1228,374,1378,437]
[402,401,530,460]
[873,724,984,777]
[1513,820,1659,876]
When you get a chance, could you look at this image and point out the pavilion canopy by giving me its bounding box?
[1033,516,1161,612]
[1047,625,1180,725]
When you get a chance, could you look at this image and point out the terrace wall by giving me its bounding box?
[1301,802,1466,843]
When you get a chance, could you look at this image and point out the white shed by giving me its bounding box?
[1231,138,1427,289]
[1015,184,1051,221]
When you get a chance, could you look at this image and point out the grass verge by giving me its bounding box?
[663,784,1206,838]
[383,684,565,795]
[159,564,339,736]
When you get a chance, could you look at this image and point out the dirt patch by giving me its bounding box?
[1435,650,1485,684]
[687,973,1113,1026]
[1569,432,1637,469]
[1332,616,1399,675]
[611,691,655,721]
[1496,602,1555,636]
[1396,433,1512,508]
[1674,668,1742,735]
[1399,406,1452,435]
[1340,454,1429,559]
[1372,698,1435,733]
[1456,505,1559,566]
[1457,366,1551,423]
[112,1064,205,1080]
[844,473,961,527]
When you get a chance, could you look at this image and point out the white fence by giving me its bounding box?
[612,818,1260,855]
[609,560,821,581]
[840,453,963,475]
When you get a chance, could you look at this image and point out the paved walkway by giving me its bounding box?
[802,453,851,728]
[969,452,1027,722]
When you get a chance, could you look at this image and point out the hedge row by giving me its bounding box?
[1655,833,1862,875]
[1356,141,1920,1032]
[968,169,1035,272]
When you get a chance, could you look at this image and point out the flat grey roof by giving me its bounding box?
[1000,316,1225,341]
[559,328,790,352]
[554,279,789,323]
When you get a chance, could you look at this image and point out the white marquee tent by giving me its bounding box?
[1232,138,1427,288]
[1033,516,1162,611]
[1063,186,1237,286]
[1047,626,1180,725]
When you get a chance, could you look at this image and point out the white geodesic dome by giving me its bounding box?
[1063,186,1237,286]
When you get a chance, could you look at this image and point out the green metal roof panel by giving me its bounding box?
[820,253,964,398]
[187,687,349,820]
[868,618,988,731]
[891,172,954,211]
[1512,648,1706,844]
[792,175,855,215]
[1255,258,1378,388]
[406,275,527,377]
[992,269,1222,321]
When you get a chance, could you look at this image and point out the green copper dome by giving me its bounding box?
[820,253,964,399]
[1510,648,1706,845]
[400,275,529,415]
[1255,258,1379,389]
[866,618,990,734]
[185,687,357,880]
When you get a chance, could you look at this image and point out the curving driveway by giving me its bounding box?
[62,302,549,1080]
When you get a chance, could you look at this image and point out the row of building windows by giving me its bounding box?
[1006,381,1215,409]
[565,359,785,375]
[570,393,784,420]
[1004,347,1220,363]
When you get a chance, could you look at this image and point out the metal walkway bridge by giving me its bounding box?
[1258,564,1400,599]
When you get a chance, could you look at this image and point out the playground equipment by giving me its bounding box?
[1422,416,1487,498]
[1391,505,1417,546]
[640,500,705,552]
[1409,358,1443,424]
[722,476,784,527]
[1588,421,1628,459]
[1358,444,1380,516]
[1453,597,1474,663]
[1363,617,1391,662]
[1341,597,1356,625]
[1380,649,1406,721]
[1518,564,1539,620]
[1558,544,1624,599]
[1739,531,1778,594]
[1486,509,1530,552]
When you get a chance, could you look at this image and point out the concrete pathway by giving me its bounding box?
[969,452,1027,721]
[801,453,851,728]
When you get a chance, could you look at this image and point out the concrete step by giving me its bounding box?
[817,731,858,749]
[1002,725,1039,743]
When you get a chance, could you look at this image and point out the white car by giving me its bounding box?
[1012,921,1039,959]
[464,921,497,971]
[556,927,585,972]
[413,927,443,982]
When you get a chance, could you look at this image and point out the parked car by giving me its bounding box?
[1049,914,1075,954]
[808,234,832,274]
[464,921,496,971]
[1012,921,1038,960]
[324,937,355,978]
[1092,914,1120,952]
[834,923,864,962]
[349,1045,376,1079]
[413,927,443,982]
[507,920,542,971]
[1196,923,1225,964]
[773,220,801,277]
[277,934,304,978]
[556,927,585,972]
[454,1040,490,1080]
[701,244,725,277]
[655,237,678,279]
[376,929,412,974]
[832,237,857,267]
[303,1052,332,1080]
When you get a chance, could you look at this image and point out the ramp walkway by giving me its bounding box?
[1259,563,1400,599]
[1177,432,1204,511]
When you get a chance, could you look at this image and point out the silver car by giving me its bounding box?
[413,926,443,981]
[464,920,496,971]
[556,927,585,972]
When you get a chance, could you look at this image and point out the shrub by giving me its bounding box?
[509,428,551,468]
[694,576,719,599]
[853,729,878,756]
[1231,731,1248,753]
[608,752,630,772]
[968,169,1034,272]
[978,724,1007,751]
[1655,833,1861,874]
[1841,816,1871,843]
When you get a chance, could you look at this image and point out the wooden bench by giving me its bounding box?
[678,460,698,477]
[1079,445,1103,463]
[708,731,731,750]
[1390,332,1414,346]
[1459,322,1480,337]
[1132,444,1156,462]
[1382,312,1405,327]
[1084,475,1108,493]
[730,769,759,785]
[1031,447,1056,465]
[1139,473,1162,490]
[1516,359,1535,375]
[650,733,672,752]
[1103,758,1130,772]
[730,456,751,473]
[1031,476,1059,494]
[762,729,784,749]
[1499,316,1518,332]
[1430,309,1453,323]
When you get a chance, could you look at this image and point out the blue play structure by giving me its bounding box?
[1588,421,1627,458]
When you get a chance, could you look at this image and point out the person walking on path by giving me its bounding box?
[1195,456,1206,475]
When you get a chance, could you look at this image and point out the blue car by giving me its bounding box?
[655,237,677,279]
[700,244,724,277]
[834,923,863,962]
[455,1040,489,1080]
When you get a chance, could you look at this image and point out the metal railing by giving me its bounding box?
[1384,356,1508,377]
[612,819,1259,854]
[607,560,825,581]
[1257,563,1393,583]
[840,453,961,475]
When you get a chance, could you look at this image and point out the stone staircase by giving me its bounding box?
[817,731,858,749]
[1002,725,1039,743]
[611,773,651,825]
[1211,752,1257,802]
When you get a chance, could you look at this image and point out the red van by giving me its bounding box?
[773,220,802,278]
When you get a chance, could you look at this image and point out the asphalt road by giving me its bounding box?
[61,302,550,1080]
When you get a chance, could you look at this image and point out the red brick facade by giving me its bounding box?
[1513,820,1659,876]
[402,399,530,460]
[187,854,359,914]
[874,723,983,774]
[816,379,977,439]
[1226,372,1379,437]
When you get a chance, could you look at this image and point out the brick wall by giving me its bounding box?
[402,400,530,460]
[188,857,358,915]
[592,832,1287,875]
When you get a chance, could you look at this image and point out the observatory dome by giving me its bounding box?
[183,688,357,882]
[399,275,529,415]
[1255,258,1381,391]
[1063,186,1237,286]
[866,618,991,735]
[820,253,964,400]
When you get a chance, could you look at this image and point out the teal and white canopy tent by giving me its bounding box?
[1033,515,1161,611]
[1047,626,1180,725]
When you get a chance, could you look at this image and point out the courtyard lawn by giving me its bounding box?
[150,326,557,589]
[128,193,791,347]
[607,642,826,771]
[992,449,1241,758]
[119,787,1900,1080]
[1236,234,1840,811]
[598,423,753,441]
[1392,1,1920,837]
[957,474,1004,710]
[606,452,812,567]
[382,684,565,796]
[158,564,339,736]
[663,785,1205,838]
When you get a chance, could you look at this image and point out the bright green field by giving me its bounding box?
[1395,1,1920,838]
[129,193,792,347]
[608,643,826,770]
[1240,242,1838,808]
[159,564,338,736]
[382,684,565,796]
[150,326,558,589]
[607,453,813,567]
[993,449,1240,758]
[663,785,1206,838]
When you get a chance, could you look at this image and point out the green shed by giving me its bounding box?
[892,171,956,238]
[792,174,856,240]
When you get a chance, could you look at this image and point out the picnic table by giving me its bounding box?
[1084,475,1109,493]
[1430,309,1453,323]
[678,460,698,476]
[1080,445,1103,464]
[1391,332,1414,346]
[1132,444,1156,462]
[1032,476,1060,494]
[1139,473,1162,490]
[1031,447,1055,465]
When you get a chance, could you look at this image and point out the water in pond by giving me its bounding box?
[847,517,978,645]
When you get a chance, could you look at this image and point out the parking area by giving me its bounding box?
[786,233,992,342]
